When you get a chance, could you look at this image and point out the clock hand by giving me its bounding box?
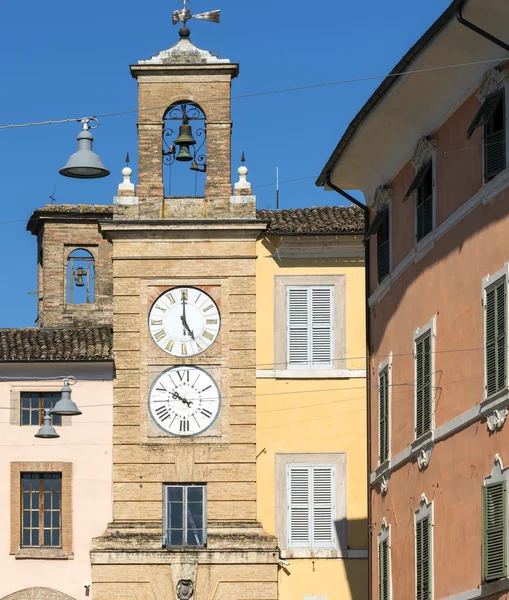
[172,391,193,407]
[180,293,195,339]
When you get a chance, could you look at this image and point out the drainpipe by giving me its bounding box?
[325,173,372,600]
[457,0,509,52]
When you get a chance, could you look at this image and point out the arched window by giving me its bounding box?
[163,101,207,197]
[67,249,95,305]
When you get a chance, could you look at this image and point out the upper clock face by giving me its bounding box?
[148,366,221,436]
[149,286,221,357]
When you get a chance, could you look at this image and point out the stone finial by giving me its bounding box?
[234,153,252,196]
[118,166,135,195]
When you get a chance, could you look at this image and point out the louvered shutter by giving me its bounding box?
[287,465,335,549]
[483,481,507,581]
[484,91,506,180]
[312,467,335,548]
[379,369,389,463]
[486,280,506,396]
[377,212,390,283]
[311,287,333,367]
[415,334,432,438]
[287,288,310,367]
[416,516,431,600]
[379,538,390,600]
[467,93,501,139]
[288,466,311,548]
[287,286,333,368]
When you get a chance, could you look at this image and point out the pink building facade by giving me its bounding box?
[319,1,509,598]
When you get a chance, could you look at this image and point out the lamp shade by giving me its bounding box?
[60,128,110,179]
[35,411,60,439]
[52,382,82,416]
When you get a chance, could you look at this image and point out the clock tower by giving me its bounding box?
[91,6,278,600]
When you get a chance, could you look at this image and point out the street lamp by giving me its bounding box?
[60,118,110,179]
[34,378,82,439]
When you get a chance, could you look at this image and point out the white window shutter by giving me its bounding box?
[311,287,333,367]
[312,467,335,548]
[287,466,311,547]
[287,288,310,366]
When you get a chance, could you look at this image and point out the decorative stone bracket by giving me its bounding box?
[417,447,432,471]
[486,408,508,432]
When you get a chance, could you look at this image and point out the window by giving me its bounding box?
[378,523,391,600]
[67,248,95,305]
[415,513,432,600]
[415,331,432,439]
[377,211,390,282]
[404,157,434,242]
[482,480,507,581]
[365,206,390,283]
[20,392,62,427]
[468,89,506,181]
[287,465,335,550]
[485,276,507,397]
[21,473,61,548]
[379,365,390,464]
[287,286,334,369]
[163,485,206,547]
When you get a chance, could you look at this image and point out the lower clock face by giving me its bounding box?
[148,366,221,437]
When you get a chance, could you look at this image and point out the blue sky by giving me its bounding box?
[0,0,451,327]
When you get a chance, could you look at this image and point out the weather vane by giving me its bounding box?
[172,0,220,30]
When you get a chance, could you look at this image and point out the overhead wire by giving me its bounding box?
[0,57,507,131]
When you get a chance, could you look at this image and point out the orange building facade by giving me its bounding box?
[318,1,509,598]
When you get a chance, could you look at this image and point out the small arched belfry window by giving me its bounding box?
[67,249,95,304]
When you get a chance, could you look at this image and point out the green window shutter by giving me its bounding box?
[416,163,433,242]
[484,91,506,181]
[379,537,390,600]
[486,280,506,396]
[416,516,432,600]
[379,369,389,463]
[377,212,390,283]
[483,481,507,581]
[415,334,432,438]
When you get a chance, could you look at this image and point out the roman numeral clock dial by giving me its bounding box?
[148,366,221,436]
[149,287,221,357]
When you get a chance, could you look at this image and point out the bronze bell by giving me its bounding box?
[74,267,87,287]
[175,118,196,162]
[176,145,194,162]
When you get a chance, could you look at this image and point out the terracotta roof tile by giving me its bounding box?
[0,327,113,362]
[257,206,365,234]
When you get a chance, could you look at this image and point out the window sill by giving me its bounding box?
[280,548,367,559]
[14,547,73,560]
[414,233,436,263]
[256,369,366,380]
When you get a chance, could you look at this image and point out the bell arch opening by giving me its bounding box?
[163,101,207,197]
[66,248,95,305]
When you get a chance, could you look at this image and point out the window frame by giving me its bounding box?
[378,520,392,600]
[482,455,509,583]
[163,484,207,548]
[415,161,434,243]
[413,317,436,441]
[21,472,62,549]
[274,275,346,377]
[483,265,509,400]
[275,453,347,558]
[10,462,73,560]
[10,384,71,428]
[378,353,392,465]
[414,495,433,600]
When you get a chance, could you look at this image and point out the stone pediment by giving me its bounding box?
[1,589,76,600]
[139,37,230,65]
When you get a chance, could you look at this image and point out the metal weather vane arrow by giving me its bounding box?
[172,0,220,26]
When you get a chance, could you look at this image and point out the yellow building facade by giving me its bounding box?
[255,216,368,600]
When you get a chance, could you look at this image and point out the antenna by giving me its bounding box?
[49,184,57,204]
[276,167,279,211]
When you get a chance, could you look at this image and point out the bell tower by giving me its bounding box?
[129,14,255,220]
[92,6,277,600]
